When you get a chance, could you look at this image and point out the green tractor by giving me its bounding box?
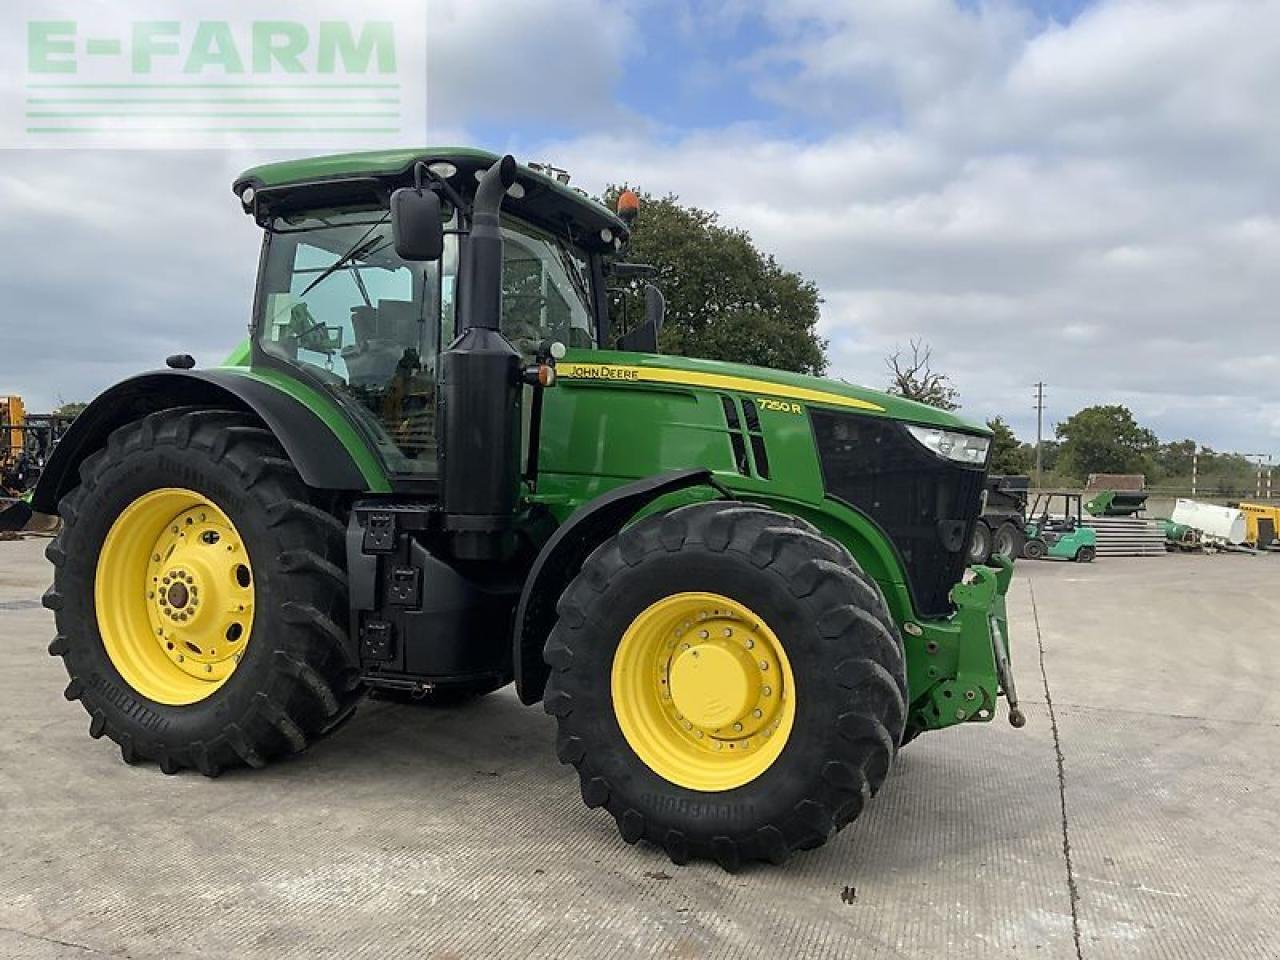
[1023,492,1098,562]
[10,149,1021,868]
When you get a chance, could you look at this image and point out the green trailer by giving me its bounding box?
[10,148,1021,868]
[1085,488,1149,518]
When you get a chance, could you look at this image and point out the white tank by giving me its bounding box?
[1170,499,1247,544]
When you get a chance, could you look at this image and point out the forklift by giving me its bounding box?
[1023,492,1097,562]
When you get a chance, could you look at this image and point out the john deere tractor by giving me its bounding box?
[10,149,1021,868]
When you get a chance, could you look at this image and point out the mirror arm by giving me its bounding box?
[411,161,470,219]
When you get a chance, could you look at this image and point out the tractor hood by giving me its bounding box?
[558,350,989,434]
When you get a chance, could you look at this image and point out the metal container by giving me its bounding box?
[1170,499,1247,544]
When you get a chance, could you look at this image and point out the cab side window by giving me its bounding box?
[499,218,595,356]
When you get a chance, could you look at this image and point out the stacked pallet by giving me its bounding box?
[1083,515,1168,557]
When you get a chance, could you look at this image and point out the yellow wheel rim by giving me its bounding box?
[94,488,255,706]
[611,592,796,792]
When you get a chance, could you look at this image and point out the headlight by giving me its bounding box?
[905,425,990,465]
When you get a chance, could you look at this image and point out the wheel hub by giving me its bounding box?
[668,643,752,729]
[95,489,254,705]
[145,504,253,682]
[611,592,796,792]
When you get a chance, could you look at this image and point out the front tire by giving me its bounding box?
[43,408,363,776]
[543,501,907,868]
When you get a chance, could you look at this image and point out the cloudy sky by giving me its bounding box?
[2,0,1278,455]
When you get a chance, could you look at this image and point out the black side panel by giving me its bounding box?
[346,505,518,685]
[30,369,368,513]
[810,411,987,618]
[513,468,716,705]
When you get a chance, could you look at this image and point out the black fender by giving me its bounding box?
[513,467,720,705]
[28,369,370,514]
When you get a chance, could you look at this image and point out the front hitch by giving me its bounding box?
[937,554,1024,729]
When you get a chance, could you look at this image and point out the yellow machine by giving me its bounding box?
[1238,502,1280,548]
[2,395,24,459]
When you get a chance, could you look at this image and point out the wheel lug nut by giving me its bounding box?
[753,709,763,718]
[759,661,769,671]
[733,722,743,732]
[745,638,755,649]
[762,686,772,696]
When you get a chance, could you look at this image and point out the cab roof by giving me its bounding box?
[233,147,628,253]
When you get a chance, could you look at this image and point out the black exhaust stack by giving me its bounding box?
[440,156,523,559]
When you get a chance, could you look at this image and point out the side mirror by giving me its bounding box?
[390,186,444,261]
[617,283,665,354]
[645,283,665,334]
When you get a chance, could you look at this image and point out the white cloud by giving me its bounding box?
[536,0,1280,452]
[425,0,635,131]
[1,0,1277,460]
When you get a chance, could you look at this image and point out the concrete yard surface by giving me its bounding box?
[1,536,1278,958]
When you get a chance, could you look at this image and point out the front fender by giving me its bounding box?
[512,468,719,705]
[29,368,383,514]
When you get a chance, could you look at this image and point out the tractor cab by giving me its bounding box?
[233,149,640,482]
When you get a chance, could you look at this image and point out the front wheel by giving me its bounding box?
[43,408,363,775]
[543,501,907,868]
[1023,538,1048,560]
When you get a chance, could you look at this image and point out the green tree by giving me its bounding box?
[1152,439,1197,483]
[53,401,87,418]
[1055,405,1157,480]
[987,416,1030,475]
[603,188,827,374]
[884,338,959,410]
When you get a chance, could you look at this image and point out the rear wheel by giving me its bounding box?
[967,521,992,564]
[992,521,1023,560]
[1023,538,1047,560]
[43,408,363,775]
[543,501,907,868]
[1075,545,1096,563]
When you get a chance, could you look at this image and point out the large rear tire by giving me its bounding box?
[43,408,363,776]
[543,501,907,868]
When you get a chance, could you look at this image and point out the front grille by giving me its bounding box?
[809,410,987,618]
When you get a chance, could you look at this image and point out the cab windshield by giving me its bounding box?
[254,205,596,477]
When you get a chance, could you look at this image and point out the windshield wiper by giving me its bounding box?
[299,214,390,299]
